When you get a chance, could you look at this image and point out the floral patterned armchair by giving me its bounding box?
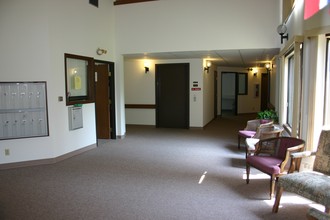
[307,207,330,220]
[272,129,330,215]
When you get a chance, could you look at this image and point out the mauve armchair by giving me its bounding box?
[238,119,273,149]
[246,137,305,199]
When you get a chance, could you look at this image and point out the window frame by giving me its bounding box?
[64,53,95,106]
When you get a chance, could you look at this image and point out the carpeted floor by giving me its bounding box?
[0,114,315,220]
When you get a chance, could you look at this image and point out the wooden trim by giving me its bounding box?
[0,144,96,170]
[125,104,156,109]
[114,0,156,5]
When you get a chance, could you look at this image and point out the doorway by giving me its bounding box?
[221,72,237,116]
[155,63,189,128]
[94,60,116,139]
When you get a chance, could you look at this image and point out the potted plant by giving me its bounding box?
[257,109,279,123]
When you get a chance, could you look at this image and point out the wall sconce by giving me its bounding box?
[144,60,150,73]
[277,24,288,44]
[253,68,258,77]
[96,48,107,55]
[204,61,211,73]
[265,63,270,70]
[247,68,253,71]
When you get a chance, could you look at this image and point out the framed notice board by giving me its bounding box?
[0,81,49,140]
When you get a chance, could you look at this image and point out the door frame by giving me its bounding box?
[94,60,116,140]
[220,72,238,115]
[214,70,218,118]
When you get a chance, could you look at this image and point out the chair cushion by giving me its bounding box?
[278,171,330,207]
[239,130,256,138]
[245,138,260,150]
[261,119,272,124]
[246,156,282,175]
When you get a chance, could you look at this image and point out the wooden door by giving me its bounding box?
[155,63,189,128]
[95,64,111,139]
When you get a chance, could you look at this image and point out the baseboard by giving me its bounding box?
[116,134,126,139]
[189,127,203,130]
[0,144,96,170]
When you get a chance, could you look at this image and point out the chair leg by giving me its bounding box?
[238,135,241,149]
[246,163,250,184]
[272,186,283,213]
[270,175,276,199]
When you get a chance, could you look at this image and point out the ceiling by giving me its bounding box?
[123,48,280,68]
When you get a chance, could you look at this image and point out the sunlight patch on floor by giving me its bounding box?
[242,173,269,180]
[263,195,324,211]
[198,171,208,184]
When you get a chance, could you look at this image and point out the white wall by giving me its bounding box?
[203,62,215,125]
[114,0,280,53]
[0,0,115,164]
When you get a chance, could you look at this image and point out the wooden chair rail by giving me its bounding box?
[125,104,156,109]
[114,0,156,5]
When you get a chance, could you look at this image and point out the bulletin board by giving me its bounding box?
[0,82,49,140]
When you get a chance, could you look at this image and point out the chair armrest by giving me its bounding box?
[282,143,305,173]
[290,151,316,158]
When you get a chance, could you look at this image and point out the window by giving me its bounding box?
[237,73,247,95]
[324,37,330,126]
[64,53,95,106]
[286,53,295,128]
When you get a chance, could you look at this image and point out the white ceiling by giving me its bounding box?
[124,48,280,68]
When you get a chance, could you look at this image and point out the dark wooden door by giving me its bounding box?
[261,73,269,111]
[156,63,189,128]
[95,64,111,139]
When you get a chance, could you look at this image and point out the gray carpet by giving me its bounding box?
[0,115,313,220]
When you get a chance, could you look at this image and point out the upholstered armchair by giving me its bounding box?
[272,129,330,214]
[246,137,305,199]
[245,125,284,157]
[238,119,273,149]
